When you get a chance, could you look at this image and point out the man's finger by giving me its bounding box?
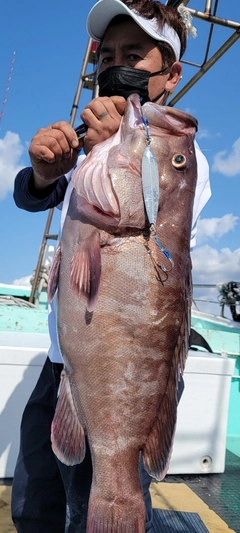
[109,96,126,115]
[46,121,79,148]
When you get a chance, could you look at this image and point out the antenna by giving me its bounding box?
[0,51,16,129]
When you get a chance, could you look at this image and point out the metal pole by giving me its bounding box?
[169,29,240,107]
[187,8,240,31]
[204,0,213,16]
[29,209,56,303]
[70,38,94,127]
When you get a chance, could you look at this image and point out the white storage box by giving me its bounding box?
[0,332,49,478]
[168,349,235,474]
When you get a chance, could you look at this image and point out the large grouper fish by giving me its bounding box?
[48,94,198,533]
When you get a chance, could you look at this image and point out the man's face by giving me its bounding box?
[98,19,171,103]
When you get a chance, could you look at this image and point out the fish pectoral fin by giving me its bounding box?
[70,229,101,312]
[142,359,179,481]
[51,369,86,466]
[47,244,61,302]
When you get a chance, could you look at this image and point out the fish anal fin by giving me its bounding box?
[48,244,61,302]
[70,230,101,312]
[51,370,86,466]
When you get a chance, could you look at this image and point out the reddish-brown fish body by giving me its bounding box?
[49,94,198,533]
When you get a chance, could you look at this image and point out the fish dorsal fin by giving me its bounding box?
[70,229,101,312]
[51,369,86,466]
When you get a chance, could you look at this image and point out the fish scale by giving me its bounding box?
[48,94,198,533]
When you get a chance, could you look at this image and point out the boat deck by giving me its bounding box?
[1,449,239,533]
[156,449,240,533]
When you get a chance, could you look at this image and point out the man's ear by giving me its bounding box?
[165,62,182,92]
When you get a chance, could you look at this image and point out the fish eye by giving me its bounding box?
[172,154,187,170]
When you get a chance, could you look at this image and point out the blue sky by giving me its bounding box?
[0,0,240,314]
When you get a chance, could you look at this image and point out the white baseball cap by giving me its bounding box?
[86,0,181,61]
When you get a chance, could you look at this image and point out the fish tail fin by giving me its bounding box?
[70,229,101,312]
[87,486,146,533]
[47,244,61,302]
[51,369,86,466]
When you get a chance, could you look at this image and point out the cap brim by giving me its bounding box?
[87,0,135,41]
[86,0,180,60]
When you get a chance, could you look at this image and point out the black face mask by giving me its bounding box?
[98,65,170,105]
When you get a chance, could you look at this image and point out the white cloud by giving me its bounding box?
[196,128,210,140]
[192,245,240,285]
[0,131,25,200]
[212,137,240,177]
[184,108,194,116]
[12,275,31,287]
[196,214,239,244]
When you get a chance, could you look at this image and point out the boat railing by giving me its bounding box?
[0,295,37,308]
[192,282,240,322]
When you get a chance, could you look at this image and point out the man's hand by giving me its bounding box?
[29,121,82,191]
[28,96,126,194]
[81,95,126,154]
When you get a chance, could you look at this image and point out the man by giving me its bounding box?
[12,1,211,532]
